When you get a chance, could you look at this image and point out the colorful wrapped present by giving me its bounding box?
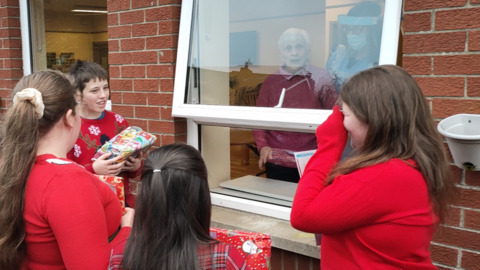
[92,126,156,163]
[94,175,126,215]
[210,227,271,269]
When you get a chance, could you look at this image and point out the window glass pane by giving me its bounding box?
[186,0,385,108]
[202,125,322,207]
[31,0,108,72]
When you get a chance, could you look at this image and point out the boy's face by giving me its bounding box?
[81,78,109,119]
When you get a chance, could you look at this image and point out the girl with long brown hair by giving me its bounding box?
[0,70,133,270]
[291,65,456,269]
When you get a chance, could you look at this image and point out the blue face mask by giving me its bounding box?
[347,34,367,51]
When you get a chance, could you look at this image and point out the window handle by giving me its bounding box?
[274,88,286,108]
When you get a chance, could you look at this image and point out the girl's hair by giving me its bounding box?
[0,70,77,270]
[69,59,108,92]
[327,65,456,223]
[122,143,215,270]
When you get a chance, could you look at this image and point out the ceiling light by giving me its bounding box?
[71,6,107,14]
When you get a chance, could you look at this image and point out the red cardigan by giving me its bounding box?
[67,111,141,207]
[291,107,437,269]
[24,154,131,270]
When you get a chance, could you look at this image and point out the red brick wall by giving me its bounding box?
[107,0,186,148]
[403,0,480,269]
[0,0,22,115]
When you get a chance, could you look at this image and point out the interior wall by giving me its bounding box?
[46,32,94,61]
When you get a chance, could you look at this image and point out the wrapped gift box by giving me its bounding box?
[92,126,156,163]
[210,227,271,269]
[94,175,126,215]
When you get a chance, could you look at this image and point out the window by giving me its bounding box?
[173,0,402,220]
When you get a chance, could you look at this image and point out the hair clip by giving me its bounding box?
[153,169,161,173]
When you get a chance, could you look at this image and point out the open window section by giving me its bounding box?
[173,0,402,219]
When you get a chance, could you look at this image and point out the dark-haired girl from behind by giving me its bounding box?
[109,143,247,270]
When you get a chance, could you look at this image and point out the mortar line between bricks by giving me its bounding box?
[431,242,480,255]
[454,206,480,212]
[457,249,462,268]
[424,96,480,100]
[413,75,480,78]
[404,51,480,56]
[456,184,480,191]
[404,6,479,14]
[443,224,480,234]
[404,28,480,35]
[460,208,465,227]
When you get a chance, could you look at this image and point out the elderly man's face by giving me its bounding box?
[281,38,308,71]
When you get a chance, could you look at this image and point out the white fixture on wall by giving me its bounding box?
[438,114,480,171]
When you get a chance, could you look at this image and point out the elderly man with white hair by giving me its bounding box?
[253,27,337,183]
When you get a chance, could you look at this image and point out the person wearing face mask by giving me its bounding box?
[326,1,383,94]
[253,28,337,183]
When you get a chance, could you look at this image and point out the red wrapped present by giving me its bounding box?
[210,227,271,269]
[94,175,126,215]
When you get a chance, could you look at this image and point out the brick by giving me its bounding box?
[433,225,480,250]
[110,79,133,91]
[160,78,174,91]
[146,35,177,49]
[108,25,131,39]
[174,120,187,133]
[415,77,464,97]
[158,20,180,34]
[0,89,12,98]
[109,40,119,52]
[429,244,458,267]
[0,28,20,38]
[0,48,21,58]
[465,209,480,231]
[457,187,480,208]
[469,30,480,51]
[133,0,156,9]
[107,13,118,26]
[120,10,144,25]
[468,77,480,97]
[0,7,19,17]
[135,106,160,119]
[445,206,461,227]
[432,99,480,118]
[462,250,480,270]
[403,12,431,33]
[149,120,175,133]
[4,59,22,68]
[402,56,431,75]
[0,60,3,68]
[444,142,454,164]
[0,69,22,79]
[158,0,181,4]
[132,51,157,64]
[112,105,134,117]
[109,52,132,65]
[404,0,467,11]
[134,79,159,91]
[0,0,19,6]
[3,38,21,48]
[1,17,20,27]
[132,23,157,37]
[148,93,173,106]
[404,32,466,54]
[109,66,120,78]
[436,8,480,30]
[159,50,176,63]
[126,118,148,131]
[147,65,174,78]
[120,38,145,51]
[122,66,145,78]
[451,166,463,185]
[107,0,130,12]
[160,107,174,120]
[110,92,122,103]
[466,171,480,186]
[123,92,147,105]
[473,0,480,3]
[298,254,311,270]
[160,134,187,145]
[434,55,480,75]
[145,6,181,21]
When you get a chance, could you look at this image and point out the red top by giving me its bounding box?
[291,107,437,270]
[253,65,337,168]
[67,111,141,207]
[24,154,131,270]
[108,239,247,270]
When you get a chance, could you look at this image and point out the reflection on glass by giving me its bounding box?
[186,0,385,106]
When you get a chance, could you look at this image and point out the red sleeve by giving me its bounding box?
[226,246,247,270]
[44,171,121,270]
[291,106,391,234]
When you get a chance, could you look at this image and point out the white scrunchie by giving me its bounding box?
[13,88,45,119]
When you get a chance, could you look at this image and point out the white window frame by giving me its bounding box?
[173,0,403,220]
